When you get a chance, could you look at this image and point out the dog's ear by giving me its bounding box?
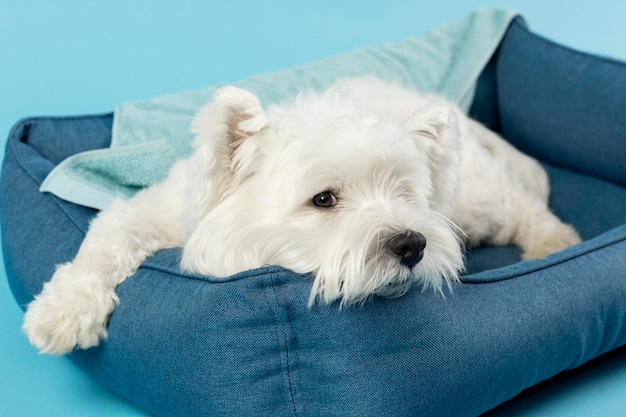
[192,86,267,155]
[405,106,462,212]
[184,87,268,231]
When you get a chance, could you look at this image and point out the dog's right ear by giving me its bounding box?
[184,86,268,230]
[191,86,268,155]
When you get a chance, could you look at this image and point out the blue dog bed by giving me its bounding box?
[2,17,626,417]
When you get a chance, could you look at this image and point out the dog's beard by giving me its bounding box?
[306,210,464,307]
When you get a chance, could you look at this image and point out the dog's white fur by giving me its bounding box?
[23,78,581,355]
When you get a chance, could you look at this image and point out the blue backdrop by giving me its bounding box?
[1,1,625,416]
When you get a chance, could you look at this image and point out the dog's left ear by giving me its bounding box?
[183,87,268,233]
[405,106,462,211]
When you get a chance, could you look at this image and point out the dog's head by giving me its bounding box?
[181,85,464,306]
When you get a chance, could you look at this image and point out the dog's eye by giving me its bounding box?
[312,191,337,208]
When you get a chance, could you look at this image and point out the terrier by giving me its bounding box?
[23,77,581,355]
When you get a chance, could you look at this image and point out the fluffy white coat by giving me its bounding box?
[23,78,581,355]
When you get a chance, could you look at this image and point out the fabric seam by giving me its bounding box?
[277,277,309,417]
[512,19,626,69]
[262,272,308,417]
[262,275,302,417]
[6,122,90,234]
[461,230,626,284]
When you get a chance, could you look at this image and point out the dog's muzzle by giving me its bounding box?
[387,231,427,269]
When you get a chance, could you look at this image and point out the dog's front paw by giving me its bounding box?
[22,264,118,355]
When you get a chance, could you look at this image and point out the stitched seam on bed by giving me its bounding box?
[11,113,113,126]
[262,276,301,417]
[6,124,89,234]
[461,230,626,284]
[138,262,290,282]
[276,276,309,417]
[512,18,626,69]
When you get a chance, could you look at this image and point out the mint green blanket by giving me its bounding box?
[41,8,519,210]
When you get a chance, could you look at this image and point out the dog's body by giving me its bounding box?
[23,78,581,354]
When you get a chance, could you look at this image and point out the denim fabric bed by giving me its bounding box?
[2,18,626,417]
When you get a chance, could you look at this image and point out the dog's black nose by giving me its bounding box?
[388,232,427,269]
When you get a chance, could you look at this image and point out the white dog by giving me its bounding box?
[23,77,581,355]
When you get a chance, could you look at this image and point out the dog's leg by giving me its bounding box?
[466,122,581,257]
[456,138,580,259]
[474,176,581,260]
[23,162,187,355]
[509,190,582,260]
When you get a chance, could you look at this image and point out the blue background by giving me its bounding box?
[1,1,625,416]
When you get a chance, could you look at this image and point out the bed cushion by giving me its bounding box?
[2,17,626,417]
